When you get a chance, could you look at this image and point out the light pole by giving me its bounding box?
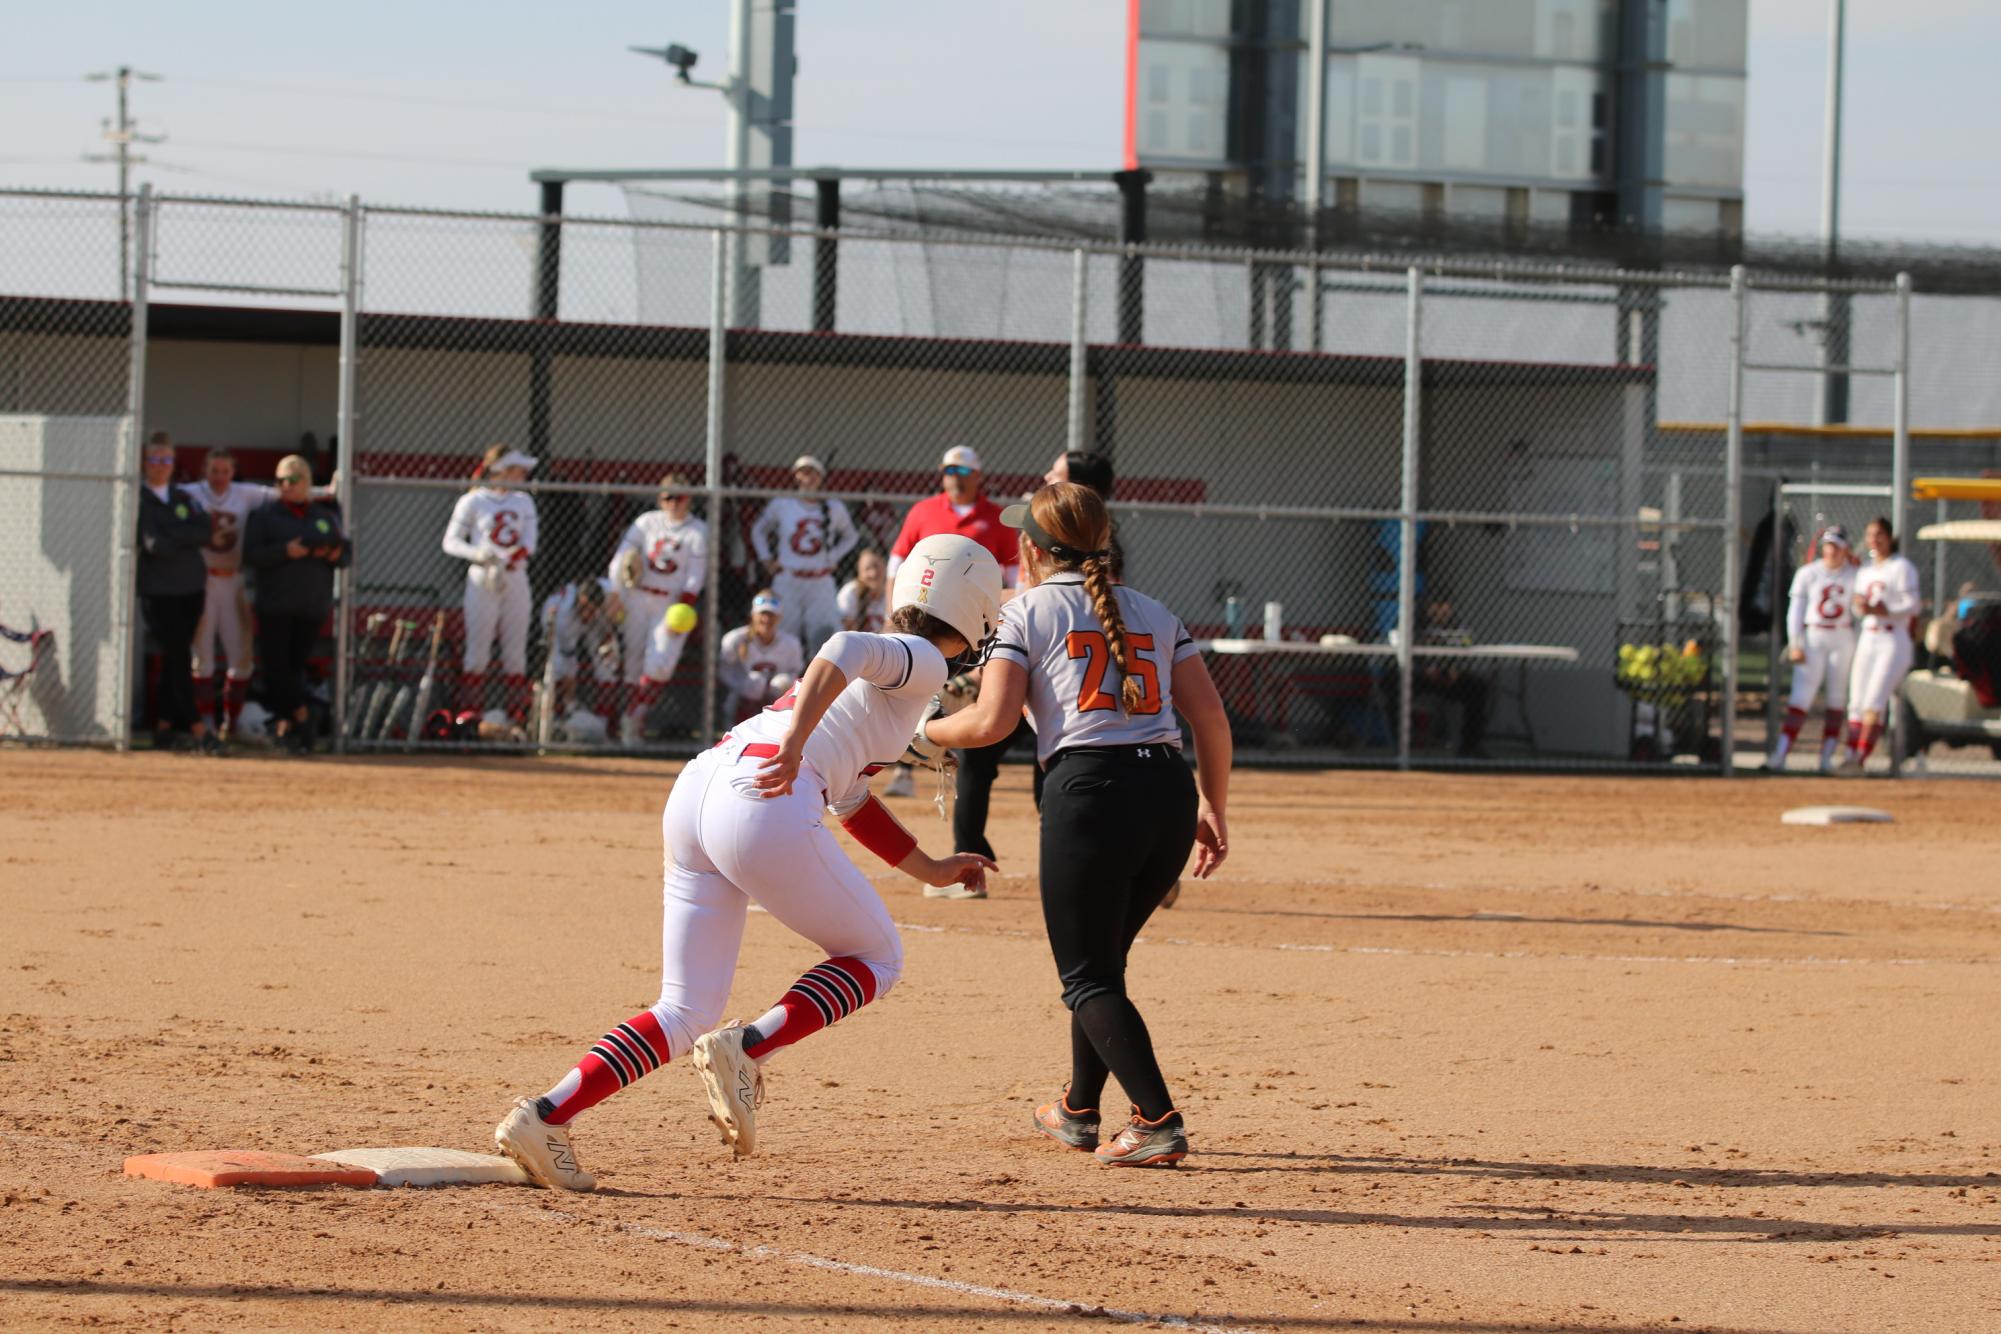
[1818,0,1849,425]
[83,65,163,301]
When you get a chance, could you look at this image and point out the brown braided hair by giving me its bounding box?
[1027,483,1143,713]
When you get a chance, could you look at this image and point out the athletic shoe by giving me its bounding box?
[1159,879,1182,909]
[198,731,225,757]
[1032,1095,1100,1151]
[1764,750,1787,773]
[1818,749,1840,775]
[620,711,643,749]
[1831,755,1865,776]
[692,1022,765,1158]
[881,766,916,798]
[494,1096,596,1191]
[1094,1108,1188,1168]
[923,880,987,900]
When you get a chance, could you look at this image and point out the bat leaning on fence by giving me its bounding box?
[360,619,416,742]
[404,612,447,752]
[380,612,444,745]
[344,613,391,739]
[534,604,561,750]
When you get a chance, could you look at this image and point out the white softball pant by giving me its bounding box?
[620,589,673,681]
[773,572,841,659]
[193,572,252,679]
[462,566,531,675]
[1786,626,1855,711]
[642,617,694,684]
[651,742,902,1056]
[1848,628,1913,717]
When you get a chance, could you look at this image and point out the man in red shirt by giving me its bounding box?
[888,446,1019,589]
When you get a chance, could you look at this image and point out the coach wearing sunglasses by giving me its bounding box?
[137,431,218,752]
[244,454,351,754]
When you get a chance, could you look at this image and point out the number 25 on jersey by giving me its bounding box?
[1065,631,1161,715]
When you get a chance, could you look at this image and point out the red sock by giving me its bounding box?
[743,958,879,1061]
[1823,708,1846,743]
[460,672,487,714]
[193,673,217,726]
[630,680,663,717]
[1780,707,1807,742]
[537,1009,673,1126]
[1845,719,1864,751]
[503,673,532,722]
[222,676,249,730]
[1856,721,1881,761]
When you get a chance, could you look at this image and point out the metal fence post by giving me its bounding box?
[1721,265,1747,776]
[1889,271,1912,773]
[111,184,154,752]
[1397,266,1422,771]
[332,194,362,753]
[1067,249,1088,455]
[699,228,731,746]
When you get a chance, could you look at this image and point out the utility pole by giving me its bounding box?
[83,65,164,301]
[1817,0,1850,425]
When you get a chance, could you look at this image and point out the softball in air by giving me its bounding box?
[665,602,699,635]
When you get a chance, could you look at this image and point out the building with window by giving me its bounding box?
[1127,0,1745,240]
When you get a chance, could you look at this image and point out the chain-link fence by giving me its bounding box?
[6,181,1994,775]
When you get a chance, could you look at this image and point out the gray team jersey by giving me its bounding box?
[992,576,1200,764]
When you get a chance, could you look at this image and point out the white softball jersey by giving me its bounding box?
[181,480,277,576]
[445,488,538,675]
[1848,553,1921,715]
[836,580,887,633]
[728,631,948,816]
[991,576,1200,764]
[719,626,805,708]
[610,511,707,599]
[1853,554,1921,634]
[752,495,858,578]
[443,487,538,570]
[1786,560,1856,640]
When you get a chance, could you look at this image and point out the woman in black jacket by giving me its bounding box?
[244,455,351,753]
[137,432,217,752]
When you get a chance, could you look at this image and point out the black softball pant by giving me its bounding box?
[256,611,322,727]
[141,590,204,734]
[1038,744,1197,1122]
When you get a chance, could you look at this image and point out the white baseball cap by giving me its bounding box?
[492,449,538,473]
[792,454,827,475]
[751,591,783,616]
[940,446,982,473]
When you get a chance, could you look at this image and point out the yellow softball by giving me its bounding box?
[665,602,699,635]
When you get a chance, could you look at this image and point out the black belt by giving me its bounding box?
[1045,741,1182,767]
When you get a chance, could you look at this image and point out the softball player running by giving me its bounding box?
[1768,525,1857,773]
[923,482,1232,1167]
[1838,516,1922,772]
[610,475,707,745]
[442,445,538,720]
[494,534,1002,1190]
[752,454,859,659]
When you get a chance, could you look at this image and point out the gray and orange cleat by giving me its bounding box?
[1032,1093,1101,1151]
[692,1022,766,1158]
[495,1096,596,1191]
[1094,1107,1188,1167]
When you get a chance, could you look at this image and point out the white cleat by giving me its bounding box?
[881,766,916,798]
[1831,755,1865,776]
[923,879,988,900]
[692,1022,765,1158]
[494,1096,596,1191]
[1764,750,1787,773]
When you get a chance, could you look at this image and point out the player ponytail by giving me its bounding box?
[1027,483,1142,714]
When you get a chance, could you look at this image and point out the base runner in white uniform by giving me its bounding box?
[180,448,276,738]
[442,445,539,721]
[1768,525,1858,773]
[720,591,806,724]
[609,475,708,744]
[493,535,1003,1190]
[924,483,1234,1168]
[752,454,858,661]
[1839,516,1922,772]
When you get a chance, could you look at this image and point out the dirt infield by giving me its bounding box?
[3,750,1998,1332]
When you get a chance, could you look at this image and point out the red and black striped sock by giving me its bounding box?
[536,1009,672,1126]
[742,958,878,1061]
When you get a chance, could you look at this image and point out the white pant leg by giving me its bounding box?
[462,574,499,673]
[697,751,903,996]
[622,590,669,681]
[1786,642,1830,711]
[654,750,750,1054]
[193,580,223,678]
[1849,632,1913,716]
[499,568,532,676]
[643,617,692,683]
[1821,629,1856,709]
[778,575,840,661]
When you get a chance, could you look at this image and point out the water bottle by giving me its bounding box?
[1264,601,1284,642]
[1223,596,1243,638]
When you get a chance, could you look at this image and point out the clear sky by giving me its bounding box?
[3,0,1997,244]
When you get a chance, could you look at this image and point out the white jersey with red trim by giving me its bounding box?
[610,511,707,598]
[180,480,277,575]
[835,580,887,633]
[719,625,805,702]
[442,487,538,567]
[752,495,858,577]
[1786,559,1856,641]
[1854,554,1921,634]
[991,576,1200,764]
[729,631,947,816]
